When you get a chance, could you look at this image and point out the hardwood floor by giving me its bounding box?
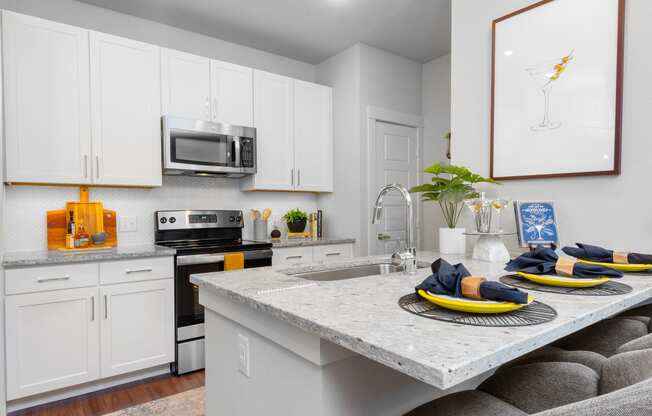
[9,371,205,416]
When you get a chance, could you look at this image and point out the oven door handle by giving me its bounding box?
[176,249,273,266]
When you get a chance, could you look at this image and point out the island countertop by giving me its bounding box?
[190,252,652,390]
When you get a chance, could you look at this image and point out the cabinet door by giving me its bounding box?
[3,11,91,184]
[5,288,100,400]
[210,60,253,126]
[90,32,162,187]
[294,80,333,192]
[246,70,294,190]
[100,280,174,378]
[161,48,210,120]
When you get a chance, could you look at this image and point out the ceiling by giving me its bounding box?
[75,0,451,64]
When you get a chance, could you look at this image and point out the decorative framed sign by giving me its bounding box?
[514,201,560,248]
[491,0,625,180]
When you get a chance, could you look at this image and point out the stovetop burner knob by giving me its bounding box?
[169,217,176,223]
[229,216,235,222]
[160,217,167,224]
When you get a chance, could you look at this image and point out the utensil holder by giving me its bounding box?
[254,219,268,241]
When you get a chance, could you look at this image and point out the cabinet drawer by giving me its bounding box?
[312,244,353,263]
[5,263,99,295]
[100,257,174,285]
[272,247,313,266]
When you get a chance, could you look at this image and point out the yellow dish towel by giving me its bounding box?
[224,252,245,271]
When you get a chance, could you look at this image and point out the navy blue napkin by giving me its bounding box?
[562,243,652,265]
[416,259,529,304]
[505,246,623,278]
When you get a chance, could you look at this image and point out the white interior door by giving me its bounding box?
[372,121,418,255]
[160,48,210,120]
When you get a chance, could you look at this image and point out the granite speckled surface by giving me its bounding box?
[191,251,652,390]
[271,237,355,248]
[2,244,176,268]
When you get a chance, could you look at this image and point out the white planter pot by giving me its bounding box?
[439,227,466,254]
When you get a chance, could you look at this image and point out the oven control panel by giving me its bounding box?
[155,210,243,230]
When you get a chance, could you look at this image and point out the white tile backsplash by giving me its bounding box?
[4,175,317,251]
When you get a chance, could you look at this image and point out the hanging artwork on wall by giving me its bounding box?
[491,0,625,180]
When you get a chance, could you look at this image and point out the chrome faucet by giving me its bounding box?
[372,184,417,274]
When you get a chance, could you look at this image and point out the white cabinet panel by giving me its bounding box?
[272,246,313,266]
[294,80,333,192]
[3,11,91,184]
[312,244,353,263]
[161,48,210,120]
[100,279,174,377]
[243,70,294,191]
[90,32,162,187]
[5,287,100,400]
[210,60,253,126]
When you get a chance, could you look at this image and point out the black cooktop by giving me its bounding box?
[156,238,272,256]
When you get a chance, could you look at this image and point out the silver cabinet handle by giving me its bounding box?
[91,296,95,322]
[213,98,218,121]
[297,169,301,187]
[84,155,88,178]
[104,294,108,319]
[377,234,391,241]
[291,169,294,186]
[125,268,153,274]
[95,156,100,179]
[325,252,341,257]
[205,96,210,119]
[285,255,303,260]
[37,275,71,283]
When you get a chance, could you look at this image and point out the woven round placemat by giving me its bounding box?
[398,293,557,327]
[499,274,633,296]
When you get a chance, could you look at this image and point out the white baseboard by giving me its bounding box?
[7,364,171,413]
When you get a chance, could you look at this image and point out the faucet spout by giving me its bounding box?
[372,184,417,274]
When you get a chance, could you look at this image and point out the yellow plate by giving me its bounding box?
[577,259,652,272]
[417,289,533,314]
[517,272,609,288]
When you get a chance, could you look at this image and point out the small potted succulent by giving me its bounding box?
[283,208,308,233]
[410,163,497,254]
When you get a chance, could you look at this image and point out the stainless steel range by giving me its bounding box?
[154,209,273,375]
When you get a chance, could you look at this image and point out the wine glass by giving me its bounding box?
[491,198,510,233]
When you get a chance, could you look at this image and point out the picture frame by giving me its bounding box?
[491,0,625,180]
[514,201,560,248]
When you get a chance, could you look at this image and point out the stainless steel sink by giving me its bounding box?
[286,262,426,282]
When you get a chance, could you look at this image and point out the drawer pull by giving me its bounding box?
[286,255,303,260]
[37,275,71,283]
[125,268,153,274]
[104,295,109,319]
[91,296,95,322]
[325,252,341,257]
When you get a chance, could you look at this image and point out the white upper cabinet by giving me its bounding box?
[243,70,295,191]
[210,60,253,126]
[160,48,211,120]
[90,31,162,187]
[2,12,92,184]
[293,80,333,192]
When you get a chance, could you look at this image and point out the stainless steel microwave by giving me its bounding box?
[162,116,256,178]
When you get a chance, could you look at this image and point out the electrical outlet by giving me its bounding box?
[237,333,250,377]
[119,216,138,232]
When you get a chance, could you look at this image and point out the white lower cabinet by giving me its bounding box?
[4,258,175,401]
[5,287,100,400]
[272,243,354,266]
[100,279,174,378]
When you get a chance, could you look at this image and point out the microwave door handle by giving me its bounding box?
[233,137,241,167]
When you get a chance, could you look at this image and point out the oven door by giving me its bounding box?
[174,249,273,333]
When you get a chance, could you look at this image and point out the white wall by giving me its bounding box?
[0,0,315,81]
[0,0,322,251]
[315,44,362,249]
[421,54,451,250]
[451,0,652,251]
[317,43,424,256]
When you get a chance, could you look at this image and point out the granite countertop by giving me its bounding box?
[271,237,355,248]
[191,251,652,390]
[2,244,177,268]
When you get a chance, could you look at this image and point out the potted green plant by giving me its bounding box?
[283,208,308,233]
[410,163,497,254]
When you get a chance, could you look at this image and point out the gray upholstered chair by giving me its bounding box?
[404,347,652,415]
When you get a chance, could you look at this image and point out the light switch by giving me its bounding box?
[119,216,138,232]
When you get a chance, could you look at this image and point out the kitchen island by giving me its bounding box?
[191,252,652,416]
